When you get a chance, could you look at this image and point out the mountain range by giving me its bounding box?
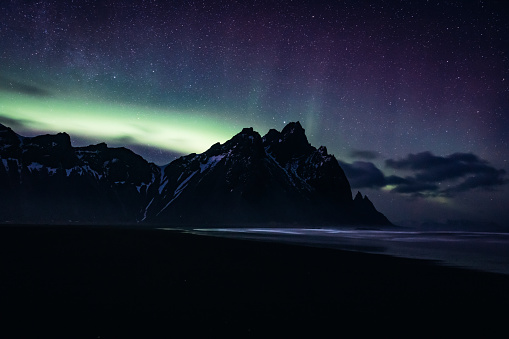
[0,121,390,226]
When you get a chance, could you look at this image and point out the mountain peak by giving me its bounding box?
[240,127,254,134]
[318,146,328,156]
[280,121,310,148]
[227,126,262,147]
[281,121,304,135]
[0,123,19,138]
[263,121,313,164]
[29,132,73,151]
[82,142,109,151]
[354,191,363,201]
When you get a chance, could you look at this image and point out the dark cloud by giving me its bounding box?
[349,149,380,160]
[385,152,507,196]
[339,161,440,195]
[389,178,439,195]
[338,158,443,193]
[338,151,506,197]
[386,151,488,182]
[0,76,51,97]
[443,169,506,194]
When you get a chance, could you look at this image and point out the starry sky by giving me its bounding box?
[1,0,508,227]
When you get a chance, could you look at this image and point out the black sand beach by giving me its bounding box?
[1,225,508,337]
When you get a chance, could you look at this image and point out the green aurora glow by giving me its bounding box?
[0,90,259,157]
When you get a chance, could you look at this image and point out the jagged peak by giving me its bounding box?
[230,127,262,144]
[262,122,308,144]
[202,127,263,158]
[280,121,310,146]
[29,131,72,149]
[281,121,304,136]
[78,142,108,151]
[240,127,254,134]
[318,146,328,156]
[354,191,364,201]
[354,192,375,208]
[58,132,72,145]
[0,123,19,138]
[206,142,222,153]
[262,121,314,164]
[261,129,281,148]
[262,128,280,140]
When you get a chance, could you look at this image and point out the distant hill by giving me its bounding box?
[0,122,390,226]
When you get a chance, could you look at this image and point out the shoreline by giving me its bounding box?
[1,225,508,336]
[186,226,509,275]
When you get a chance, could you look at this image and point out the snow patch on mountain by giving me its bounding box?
[175,170,198,194]
[141,197,154,221]
[264,147,297,187]
[200,154,225,173]
[64,165,103,179]
[287,160,312,191]
[27,162,43,172]
[157,170,198,216]
[159,179,169,194]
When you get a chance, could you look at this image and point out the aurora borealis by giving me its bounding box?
[1,0,508,226]
[0,90,241,157]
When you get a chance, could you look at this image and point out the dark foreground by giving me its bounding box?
[1,225,508,337]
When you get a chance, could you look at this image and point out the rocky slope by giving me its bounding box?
[0,122,390,226]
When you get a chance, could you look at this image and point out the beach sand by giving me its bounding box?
[1,225,508,337]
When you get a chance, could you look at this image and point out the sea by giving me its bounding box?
[175,227,509,275]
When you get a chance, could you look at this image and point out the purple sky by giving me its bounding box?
[1,0,508,226]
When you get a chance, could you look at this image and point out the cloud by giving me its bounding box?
[386,151,485,182]
[338,151,507,198]
[339,161,441,194]
[0,76,51,97]
[385,152,506,196]
[388,177,439,194]
[443,169,506,194]
[349,149,380,160]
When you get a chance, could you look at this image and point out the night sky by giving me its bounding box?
[1,0,508,226]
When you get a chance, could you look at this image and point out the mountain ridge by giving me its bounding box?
[0,122,391,226]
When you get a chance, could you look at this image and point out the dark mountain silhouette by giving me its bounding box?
[0,122,390,226]
[0,124,158,223]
